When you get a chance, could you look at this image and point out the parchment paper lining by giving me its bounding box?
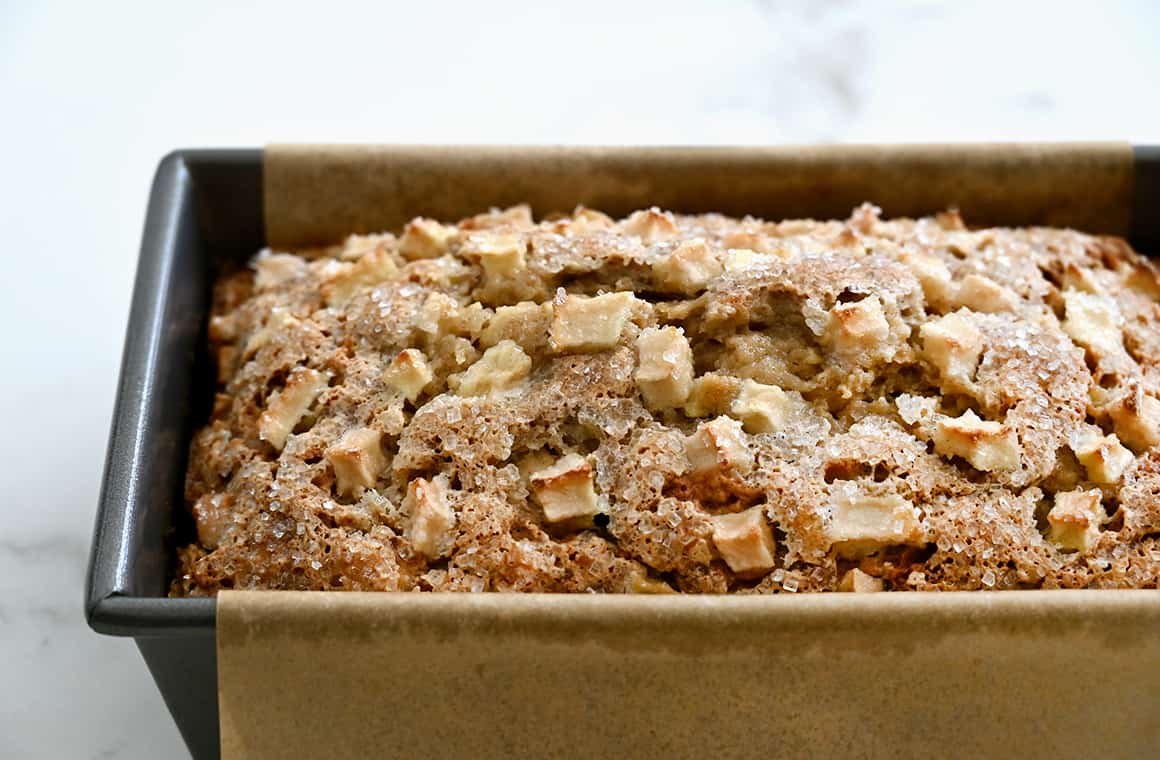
[264,143,1133,248]
[219,590,1160,759]
[226,143,1149,759]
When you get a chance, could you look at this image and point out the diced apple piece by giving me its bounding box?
[838,568,884,592]
[1062,288,1125,359]
[1109,389,1160,452]
[471,232,526,282]
[453,340,532,397]
[730,379,790,434]
[709,506,777,575]
[383,349,433,403]
[258,367,330,451]
[623,207,678,243]
[480,301,553,350]
[529,453,603,523]
[685,417,753,475]
[549,292,639,353]
[1070,427,1134,484]
[955,274,1018,314]
[253,251,306,290]
[322,247,398,306]
[326,427,387,496]
[651,238,722,293]
[399,218,457,260]
[1047,489,1105,553]
[921,311,983,384]
[899,249,954,307]
[723,248,778,274]
[635,326,694,409]
[405,476,456,560]
[826,491,924,558]
[830,295,890,356]
[933,410,1020,472]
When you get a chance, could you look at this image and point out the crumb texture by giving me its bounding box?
[176,203,1160,594]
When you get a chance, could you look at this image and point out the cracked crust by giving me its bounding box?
[174,204,1160,595]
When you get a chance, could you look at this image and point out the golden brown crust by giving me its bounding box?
[173,203,1160,595]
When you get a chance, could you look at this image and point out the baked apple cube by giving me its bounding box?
[683,374,740,418]
[322,246,398,307]
[830,295,890,355]
[1047,489,1105,553]
[192,493,232,550]
[338,233,392,261]
[625,566,676,594]
[933,410,1020,472]
[471,232,526,281]
[955,274,1018,313]
[899,249,954,307]
[685,417,753,475]
[383,349,433,403]
[651,238,722,293]
[549,292,639,352]
[258,367,330,451]
[709,506,777,575]
[838,568,884,592]
[635,326,694,409]
[623,207,678,243]
[326,427,387,496]
[242,308,301,358]
[1070,427,1134,484]
[1062,288,1125,358]
[723,231,774,253]
[921,311,983,384]
[826,490,924,558]
[570,207,615,231]
[399,217,457,260]
[730,379,790,434]
[723,248,778,274]
[1109,388,1160,452]
[253,251,307,291]
[530,453,603,523]
[453,340,532,397]
[405,477,456,560]
[480,301,552,350]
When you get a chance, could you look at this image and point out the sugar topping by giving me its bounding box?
[176,205,1160,594]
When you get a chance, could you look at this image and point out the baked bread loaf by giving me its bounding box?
[175,204,1160,594]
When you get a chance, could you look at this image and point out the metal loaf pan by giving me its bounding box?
[87,146,1160,760]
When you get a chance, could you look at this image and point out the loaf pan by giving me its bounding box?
[87,146,1160,760]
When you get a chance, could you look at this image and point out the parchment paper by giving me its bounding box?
[225,143,1151,759]
[264,143,1133,248]
[219,590,1160,759]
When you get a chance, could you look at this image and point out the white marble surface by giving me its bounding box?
[1,1,1158,757]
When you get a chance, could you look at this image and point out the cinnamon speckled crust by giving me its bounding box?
[174,204,1160,595]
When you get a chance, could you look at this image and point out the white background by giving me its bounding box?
[1,1,1158,757]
